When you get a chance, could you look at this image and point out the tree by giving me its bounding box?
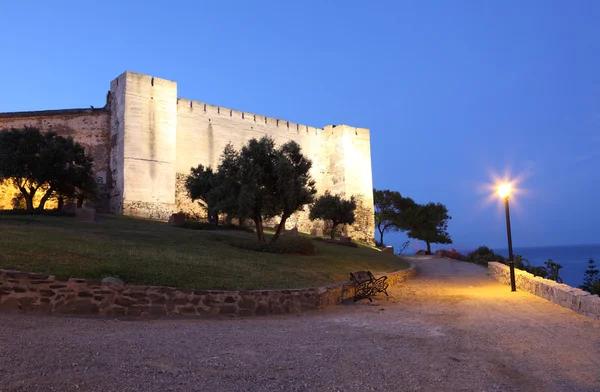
[37,134,97,210]
[270,141,316,242]
[373,189,416,247]
[373,189,397,247]
[403,202,452,254]
[185,164,221,226]
[309,192,357,240]
[580,258,599,295]
[0,127,47,212]
[211,137,316,242]
[0,127,96,212]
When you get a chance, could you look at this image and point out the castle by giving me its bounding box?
[0,71,375,242]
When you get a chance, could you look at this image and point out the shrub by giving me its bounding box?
[465,246,505,265]
[227,236,316,255]
[436,249,465,261]
[313,237,359,248]
[180,221,254,233]
[0,209,75,217]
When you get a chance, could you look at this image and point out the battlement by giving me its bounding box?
[176,98,370,139]
[177,98,327,136]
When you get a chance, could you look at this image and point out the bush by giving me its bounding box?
[313,237,359,248]
[435,249,465,261]
[0,209,75,217]
[180,221,254,233]
[227,236,316,255]
[465,246,505,265]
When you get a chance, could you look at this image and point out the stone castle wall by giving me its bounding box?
[0,266,416,317]
[0,109,111,210]
[0,71,375,242]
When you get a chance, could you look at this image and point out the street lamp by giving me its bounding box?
[497,183,516,291]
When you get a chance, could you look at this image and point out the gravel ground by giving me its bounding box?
[1,258,599,392]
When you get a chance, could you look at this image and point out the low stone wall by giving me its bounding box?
[488,262,600,319]
[0,265,416,317]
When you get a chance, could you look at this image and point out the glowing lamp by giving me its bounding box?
[497,183,511,199]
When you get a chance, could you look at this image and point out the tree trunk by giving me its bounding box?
[18,186,35,213]
[253,216,265,242]
[271,214,289,243]
[38,188,55,211]
[57,196,65,211]
[330,222,338,240]
[378,228,385,248]
[426,242,432,255]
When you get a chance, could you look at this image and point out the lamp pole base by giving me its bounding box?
[509,260,517,292]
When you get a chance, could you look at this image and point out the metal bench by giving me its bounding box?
[349,271,389,302]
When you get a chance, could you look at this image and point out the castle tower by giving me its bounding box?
[109,71,178,219]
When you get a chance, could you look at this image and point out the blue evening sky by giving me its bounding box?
[1,1,598,251]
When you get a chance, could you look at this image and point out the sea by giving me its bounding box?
[493,244,600,288]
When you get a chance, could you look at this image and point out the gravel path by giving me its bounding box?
[1,258,599,392]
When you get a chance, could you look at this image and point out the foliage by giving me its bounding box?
[179,220,254,233]
[465,246,505,266]
[435,248,465,261]
[185,165,222,225]
[544,259,563,283]
[0,209,75,217]
[204,137,315,242]
[512,255,548,279]
[312,237,359,248]
[403,202,452,254]
[270,141,317,241]
[396,240,410,255]
[226,236,316,255]
[309,192,357,240]
[580,258,600,295]
[0,127,96,212]
[373,189,416,247]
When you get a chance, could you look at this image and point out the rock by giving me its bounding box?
[284,227,299,237]
[310,228,324,237]
[102,277,124,285]
[76,207,97,222]
[340,236,352,243]
[168,213,186,226]
[382,246,394,254]
[416,250,428,255]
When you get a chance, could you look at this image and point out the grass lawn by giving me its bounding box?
[0,214,410,290]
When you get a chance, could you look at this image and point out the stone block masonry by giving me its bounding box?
[0,266,416,317]
[0,71,375,242]
[488,262,600,319]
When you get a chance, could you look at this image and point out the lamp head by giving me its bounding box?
[497,183,511,199]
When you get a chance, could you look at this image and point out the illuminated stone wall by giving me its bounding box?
[0,109,111,210]
[0,71,375,243]
[175,93,374,242]
[488,262,600,319]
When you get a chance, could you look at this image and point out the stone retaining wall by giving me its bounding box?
[0,265,416,317]
[488,262,600,319]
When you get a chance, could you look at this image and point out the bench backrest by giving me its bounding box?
[350,270,374,284]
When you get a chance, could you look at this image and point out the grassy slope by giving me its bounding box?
[0,214,409,290]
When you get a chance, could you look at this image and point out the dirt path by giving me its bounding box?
[1,258,599,391]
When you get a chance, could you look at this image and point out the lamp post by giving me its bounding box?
[497,183,516,292]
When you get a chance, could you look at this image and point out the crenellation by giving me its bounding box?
[204,103,219,115]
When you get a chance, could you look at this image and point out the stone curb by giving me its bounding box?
[488,262,600,320]
[0,263,417,318]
